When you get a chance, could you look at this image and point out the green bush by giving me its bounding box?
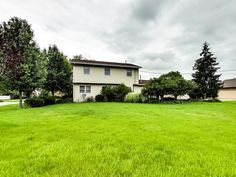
[56,98,73,104]
[125,92,144,103]
[40,96,56,105]
[24,97,44,107]
[95,94,104,102]
[101,84,131,102]
[0,99,3,102]
[85,96,94,102]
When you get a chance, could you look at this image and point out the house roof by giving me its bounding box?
[70,59,142,69]
[223,78,236,88]
[139,80,149,85]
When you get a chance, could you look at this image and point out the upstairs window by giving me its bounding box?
[104,67,110,75]
[83,67,90,75]
[127,69,132,77]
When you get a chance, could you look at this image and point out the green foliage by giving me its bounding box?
[0,102,236,176]
[142,71,193,102]
[124,92,143,103]
[44,45,72,96]
[40,96,56,105]
[85,96,94,102]
[55,98,73,104]
[192,42,222,99]
[95,94,104,102]
[0,17,47,107]
[24,97,44,107]
[101,84,131,102]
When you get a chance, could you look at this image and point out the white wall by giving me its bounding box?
[73,66,139,87]
[73,85,103,102]
[133,85,143,93]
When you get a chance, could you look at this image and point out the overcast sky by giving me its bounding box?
[1,0,236,79]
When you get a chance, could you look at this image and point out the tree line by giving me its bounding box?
[0,17,222,106]
[141,42,222,102]
[0,17,73,108]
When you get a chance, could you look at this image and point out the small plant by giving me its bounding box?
[0,99,3,102]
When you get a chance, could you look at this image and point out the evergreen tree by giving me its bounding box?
[192,42,221,99]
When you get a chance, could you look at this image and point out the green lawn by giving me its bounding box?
[2,99,19,102]
[0,102,236,177]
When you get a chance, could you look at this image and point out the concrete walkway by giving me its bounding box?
[0,102,18,106]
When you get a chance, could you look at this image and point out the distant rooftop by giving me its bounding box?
[223,78,236,88]
[70,59,141,69]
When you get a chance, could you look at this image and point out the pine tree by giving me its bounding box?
[192,42,221,99]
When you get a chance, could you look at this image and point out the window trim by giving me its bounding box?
[127,69,132,77]
[104,67,111,75]
[80,86,85,93]
[83,66,90,75]
[86,85,91,93]
[80,85,91,93]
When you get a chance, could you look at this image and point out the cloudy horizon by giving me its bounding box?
[1,0,236,79]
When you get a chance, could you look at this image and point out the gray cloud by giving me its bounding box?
[0,0,236,79]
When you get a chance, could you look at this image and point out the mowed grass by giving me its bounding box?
[0,102,236,177]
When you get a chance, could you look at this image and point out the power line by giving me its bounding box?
[140,69,236,75]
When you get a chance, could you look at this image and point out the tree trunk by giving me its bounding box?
[19,91,23,108]
[52,90,54,96]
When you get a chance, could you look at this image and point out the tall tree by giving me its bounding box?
[192,42,221,99]
[44,45,72,96]
[0,17,46,107]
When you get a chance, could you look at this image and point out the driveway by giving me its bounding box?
[0,102,18,106]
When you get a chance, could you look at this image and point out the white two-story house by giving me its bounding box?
[70,59,142,102]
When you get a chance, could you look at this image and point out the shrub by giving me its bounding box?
[0,99,3,102]
[101,84,131,102]
[95,94,104,102]
[24,97,44,107]
[41,96,55,105]
[101,86,114,101]
[56,98,73,104]
[125,92,143,103]
[85,96,94,102]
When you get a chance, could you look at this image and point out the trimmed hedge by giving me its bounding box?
[56,98,73,104]
[95,94,104,102]
[24,97,44,107]
[25,96,73,107]
[41,96,55,105]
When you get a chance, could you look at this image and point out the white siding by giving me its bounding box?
[73,85,103,102]
[73,66,139,87]
[133,85,143,93]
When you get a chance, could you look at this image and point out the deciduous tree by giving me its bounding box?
[0,17,47,107]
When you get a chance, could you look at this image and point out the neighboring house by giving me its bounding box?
[70,59,142,102]
[218,78,236,100]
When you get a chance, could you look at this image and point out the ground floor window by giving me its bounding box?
[80,85,91,93]
[86,86,91,93]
